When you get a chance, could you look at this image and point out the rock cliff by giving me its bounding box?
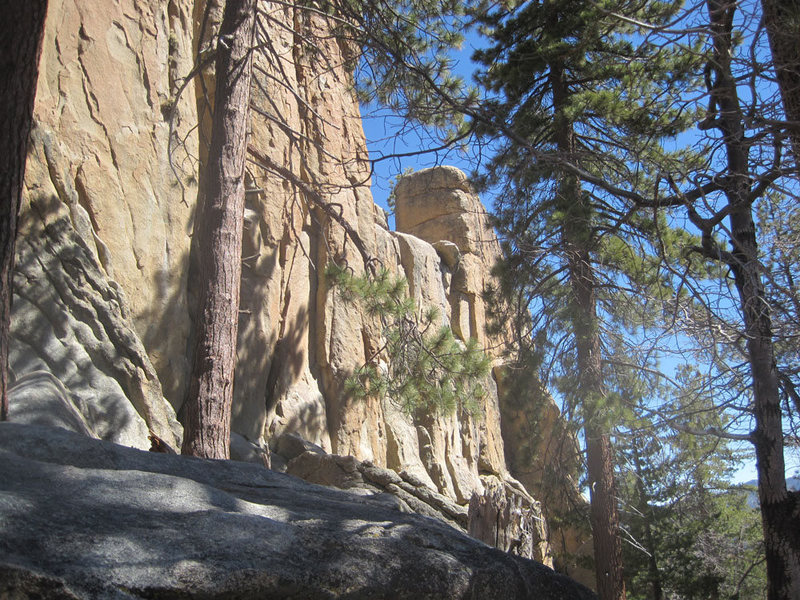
[8,0,589,589]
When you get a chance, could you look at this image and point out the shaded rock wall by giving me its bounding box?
[496,369,595,587]
[10,0,579,574]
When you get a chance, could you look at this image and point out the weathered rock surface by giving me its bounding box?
[7,371,94,438]
[17,0,513,509]
[23,0,198,407]
[495,368,595,587]
[395,166,491,257]
[11,187,182,450]
[274,436,554,566]
[0,423,595,600]
[285,450,470,530]
[468,475,553,565]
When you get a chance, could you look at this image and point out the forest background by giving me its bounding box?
[364,13,798,487]
[355,0,800,598]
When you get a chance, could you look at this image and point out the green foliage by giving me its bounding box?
[470,0,706,426]
[321,0,474,133]
[623,487,767,600]
[618,414,766,600]
[326,263,490,415]
[386,167,415,216]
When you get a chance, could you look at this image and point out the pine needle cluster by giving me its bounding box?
[326,263,490,415]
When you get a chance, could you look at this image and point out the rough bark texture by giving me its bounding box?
[181,0,256,459]
[706,2,800,597]
[761,0,800,175]
[584,429,625,600]
[729,176,800,600]
[551,61,627,600]
[0,1,48,420]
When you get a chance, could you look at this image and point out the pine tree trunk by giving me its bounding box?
[584,426,626,600]
[729,194,800,600]
[706,2,800,597]
[181,0,256,459]
[728,185,800,600]
[760,0,800,175]
[0,1,48,421]
[550,60,626,600]
[565,207,626,600]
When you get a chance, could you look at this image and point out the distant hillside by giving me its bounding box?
[743,476,800,508]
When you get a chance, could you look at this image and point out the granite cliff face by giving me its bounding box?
[9,0,588,585]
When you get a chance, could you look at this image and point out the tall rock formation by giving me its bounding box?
[12,0,197,449]
[8,0,583,577]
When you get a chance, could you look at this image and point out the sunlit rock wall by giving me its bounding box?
[13,0,197,448]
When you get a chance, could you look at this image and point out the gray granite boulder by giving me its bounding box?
[0,423,595,599]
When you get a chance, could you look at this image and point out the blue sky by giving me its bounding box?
[355,10,799,486]
[361,28,484,216]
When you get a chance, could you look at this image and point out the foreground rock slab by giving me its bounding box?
[0,424,594,599]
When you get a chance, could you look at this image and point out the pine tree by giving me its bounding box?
[637,1,800,594]
[176,0,475,457]
[617,383,766,600]
[181,0,257,459]
[470,1,701,597]
[326,263,490,415]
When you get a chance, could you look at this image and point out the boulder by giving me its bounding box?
[230,431,271,467]
[0,423,595,600]
[394,166,494,257]
[274,431,327,460]
[285,450,471,531]
[433,240,461,269]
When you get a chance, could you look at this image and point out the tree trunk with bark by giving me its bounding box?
[728,171,800,600]
[181,0,256,459]
[704,1,800,596]
[760,0,800,175]
[570,248,626,600]
[551,61,627,600]
[0,1,48,421]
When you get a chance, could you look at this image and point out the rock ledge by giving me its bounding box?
[0,423,594,600]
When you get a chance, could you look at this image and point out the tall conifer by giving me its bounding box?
[470,2,700,597]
